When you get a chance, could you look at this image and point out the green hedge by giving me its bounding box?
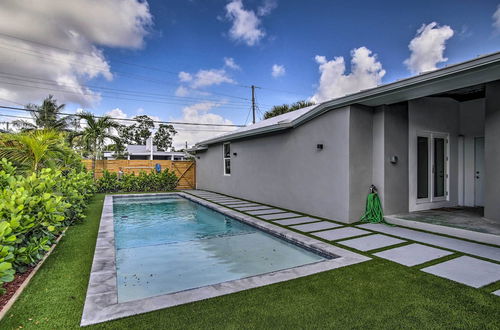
[0,159,94,292]
[96,169,178,193]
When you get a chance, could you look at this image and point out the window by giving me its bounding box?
[223,142,231,175]
[417,136,429,199]
[416,132,448,202]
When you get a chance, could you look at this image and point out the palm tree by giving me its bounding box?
[0,130,67,172]
[263,100,316,119]
[13,95,69,131]
[70,112,120,178]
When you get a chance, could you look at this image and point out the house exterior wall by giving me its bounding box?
[408,97,460,212]
[370,103,409,216]
[349,105,374,221]
[196,106,352,222]
[383,102,409,215]
[458,98,485,207]
[484,81,500,221]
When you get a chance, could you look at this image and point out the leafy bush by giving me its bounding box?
[0,159,94,292]
[96,169,178,193]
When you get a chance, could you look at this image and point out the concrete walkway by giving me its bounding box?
[185,190,500,295]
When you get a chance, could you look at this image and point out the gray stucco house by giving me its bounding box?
[192,52,500,233]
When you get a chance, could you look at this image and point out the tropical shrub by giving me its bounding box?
[96,169,178,193]
[0,159,94,292]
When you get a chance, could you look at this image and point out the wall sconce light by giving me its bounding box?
[390,155,398,165]
[317,144,324,150]
[233,152,238,156]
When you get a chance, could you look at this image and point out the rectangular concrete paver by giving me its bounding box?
[357,223,500,262]
[374,243,453,266]
[259,212,301,220]
[313,227,370,241]
[421,256,500,288]
[210,198,241,203]
[290,221,342,232]
[226,203,259,208]
[235,206,273,212]
[273,217,320,226]
[219,201,251,206]
[246,209,285,216]
[339,234,406,252]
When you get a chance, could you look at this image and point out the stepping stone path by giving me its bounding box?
[187,190,500,293]
[339,234,405,252]
[421,256,500,288]
[290,221,341,232]
[273,217,319,226]
[313,227,370,241]
[373,243,453,266]
[259,212,301,220]
[357,223,500,262]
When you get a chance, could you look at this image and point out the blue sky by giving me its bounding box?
[0,0,500,147]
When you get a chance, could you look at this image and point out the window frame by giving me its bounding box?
[416,131,449,204]
[223,142,231,176]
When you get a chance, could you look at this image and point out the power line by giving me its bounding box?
[0,105,245,128]
[0,80,253,109]
[0,112,236,133]
[0,72,252,105]
[0,43,250,101]
[0,72,252,107]
[0,32,180,75]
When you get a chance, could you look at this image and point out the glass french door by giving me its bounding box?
[416,132,448,203]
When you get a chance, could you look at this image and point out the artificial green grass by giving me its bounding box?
[1,194,499,329]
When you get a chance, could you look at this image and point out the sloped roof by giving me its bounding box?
[197,51,500,146]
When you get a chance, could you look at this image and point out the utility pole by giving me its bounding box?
[251,85,256,124]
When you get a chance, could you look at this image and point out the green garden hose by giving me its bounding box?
[360,185,387,224]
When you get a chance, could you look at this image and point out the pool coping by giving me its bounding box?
[81,192,370,326]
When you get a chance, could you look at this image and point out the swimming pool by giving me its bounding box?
[82,193,369,325]
[113,195,326,302]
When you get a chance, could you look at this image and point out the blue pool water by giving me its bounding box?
[113,195,326,302]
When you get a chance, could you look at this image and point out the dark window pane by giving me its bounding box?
[434,138,445,197]
[224,159,231,175]
[224,143,230,158]
[417,136,428,199]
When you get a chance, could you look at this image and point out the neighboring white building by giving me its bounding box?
[104,138,188,160]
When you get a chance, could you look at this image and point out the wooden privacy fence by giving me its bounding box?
[82,159,196,189]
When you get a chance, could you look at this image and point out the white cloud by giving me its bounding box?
[311,47,385,103]
[257,0,278,16]
[493,5,500,31]
[191,69,235,88]
[404,22,454,74]
[224,57,240,70]
[271,64,285,78]
[0,0,152,107]
[175,86,190,97]
[178,71,193,82]
[225,0,265,46]
[172,102,237,149]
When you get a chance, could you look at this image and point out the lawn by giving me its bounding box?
[0,194,499,329]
